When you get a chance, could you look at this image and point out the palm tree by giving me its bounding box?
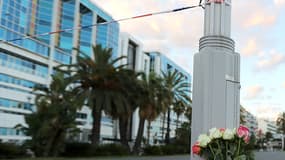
[162,70,191,144]
[60,45,132,146]
[184,106,192,123]
[132,72,168,154]
[114,69,142,150]
[173,100,186,130]
[24,73,84,157]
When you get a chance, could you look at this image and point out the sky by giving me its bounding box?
[91,0,285,121]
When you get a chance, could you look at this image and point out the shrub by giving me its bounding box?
[62,143,129,157]
[143,145,162,155]
[61,143,93,157]
[0,143,27,159]
[160,144,189,155]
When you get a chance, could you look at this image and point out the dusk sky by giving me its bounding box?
[92,0,285,121]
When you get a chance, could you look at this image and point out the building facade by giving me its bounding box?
[0,0,119,143]
[146,51,191,144]
[258,118,278,136]
[240,107,258,135]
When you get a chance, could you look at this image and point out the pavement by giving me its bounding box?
[255,151,285,160]
[96,152,285,160]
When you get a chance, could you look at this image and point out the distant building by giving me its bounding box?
[0,0,119,143]
[240,107,258,135]
[258,118,278,136]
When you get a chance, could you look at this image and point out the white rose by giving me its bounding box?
[209,128,222,139]
[198,134,211,147]
[223,128,235,140]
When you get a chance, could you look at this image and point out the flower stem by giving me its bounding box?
[209,144,216,159]
[216,141,224,160]
[237,138,241,156]
[226,141,228,159]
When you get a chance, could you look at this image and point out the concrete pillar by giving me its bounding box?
[191,0,240,159]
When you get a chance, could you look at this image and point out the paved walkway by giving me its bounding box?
[96,152,285,160]
[255,151,285,160]
[96,155,189,160]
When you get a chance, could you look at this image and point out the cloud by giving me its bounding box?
[244,103,284,121]
[241,38,259,56]
[255,50,285,71]
[274,0,285,6]
[283,82,285,88]
[243,12,276,28]
[233,1,278,29]
[92,0,203,52]
[255,105,284,121]
[243,85,264,100]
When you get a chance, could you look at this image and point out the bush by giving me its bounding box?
[143,145,162,155]
[94,143,129,156]
[61,143,93,157]
[0,143,27,159]
[143,144,189,156]
[62,143,129,157]
[160,144,189,155]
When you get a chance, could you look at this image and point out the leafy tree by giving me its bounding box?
[24,73,84,157]
[240,105,246,125]
[265,132,273,142]
[276,112,285,134]
[132,72,168,154]
[59,45,135,146]
[162,70,191,144]
[276,112,285,151]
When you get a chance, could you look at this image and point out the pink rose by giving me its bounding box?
[219,128,225,133]
[244,135,250,144]
[237,126,250,142]
[192,142,201,155]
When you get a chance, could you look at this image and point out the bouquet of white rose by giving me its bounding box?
[192,126,252,160]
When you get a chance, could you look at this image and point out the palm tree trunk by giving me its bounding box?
[91,109,102,145]
[50,129,65,157]
[165,107,171,144]
[161,112,166,142]
[133,117,146,155]
[119,116,130,151]
[176,114,180,135]
[147,121,151,145]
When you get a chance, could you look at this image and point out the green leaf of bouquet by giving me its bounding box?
[233,155,246,160]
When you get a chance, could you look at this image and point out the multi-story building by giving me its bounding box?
[240,107,258,135]
[0,0,119,143]
[258,118,278,136]
[145,51,192,144]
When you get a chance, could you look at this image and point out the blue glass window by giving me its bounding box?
[54,49,71,64]
[0,127,24,136]
[34,0,53,44]
[0,51,48,78]
[0,98,34,111]
[0,73,43,89]
[58,0,75,53]
[78,4,93,57]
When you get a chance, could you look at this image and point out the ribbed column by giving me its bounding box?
[204,0,232,37]
[199,36,234,52]
[191,0,240,159]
